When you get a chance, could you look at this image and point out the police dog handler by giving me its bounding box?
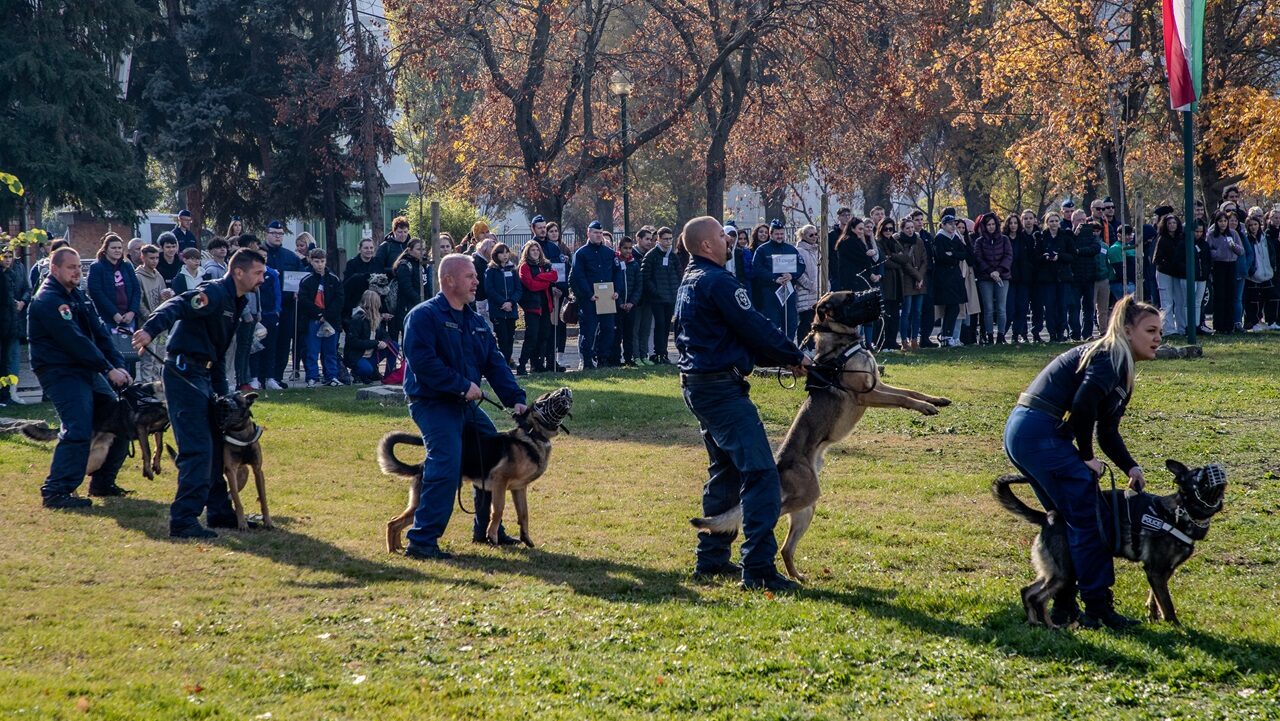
[1003,296,1163,629]
[675,217,812,592]
[400,254,528,560]
[132,249,266,539]
[29,248,134,508]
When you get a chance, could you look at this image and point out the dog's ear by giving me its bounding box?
[1166,459,1190,478]
[245,392,258,406]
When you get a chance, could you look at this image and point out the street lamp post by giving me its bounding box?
[609,70,633,238]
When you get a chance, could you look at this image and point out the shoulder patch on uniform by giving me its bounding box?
[57,304,72,321]
[734,287,752,310]
[190,291,209,310]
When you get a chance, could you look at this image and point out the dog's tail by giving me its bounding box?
[165,444,177,462]
[378,431,423,478]
[16,422,60,442]
[992,475,1049,526]
[690,504,743,534]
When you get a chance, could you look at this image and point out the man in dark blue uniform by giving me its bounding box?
[263,219,303,389]
[401,254,528,559]
[173,209,200,252]
[132,249,267,539]
[569,220,624,370]
[674,216,812,591]
[29,248,134,508]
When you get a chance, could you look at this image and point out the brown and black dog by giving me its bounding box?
[17,381,170,480]
[379,387,573,552]
[993,459,1228,626]
[692,290,951,581]
[214,391,272,531]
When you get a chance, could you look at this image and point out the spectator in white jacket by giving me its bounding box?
[794,224,821,349]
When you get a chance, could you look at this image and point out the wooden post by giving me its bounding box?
[425,200,440,299]
[1134,190,1144,301]
[819,193,829,294]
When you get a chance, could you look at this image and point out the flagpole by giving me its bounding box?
[1182,110,1197,344]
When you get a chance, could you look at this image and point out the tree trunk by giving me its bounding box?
[595,194,616,232]
[534,193,565,227]
[958,173,990,219]
[861,173,892,215]
[763,187,785,223]
[323,171,339,265]
[705,151,727,222]
[1100,140,1123,214]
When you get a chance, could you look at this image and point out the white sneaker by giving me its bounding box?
[325,378,342,387]
[1249,323,1269,332]
[306,379,318,388]
[948,337,963,347]
[1270,323,1280,331]
[248,379,261,390]
[265,379,283,390]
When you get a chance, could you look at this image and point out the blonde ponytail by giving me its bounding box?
[1078,295,1161,392]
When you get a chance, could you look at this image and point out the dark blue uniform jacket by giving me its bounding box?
[569,242,625,303]
[28,278,126,375]
[674,256,805,375]
[142,276,246,373]
[402,293,526,408]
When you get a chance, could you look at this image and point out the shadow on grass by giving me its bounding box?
[100,495,492,590]
[806,585,1280,677]
[451,545,702,604]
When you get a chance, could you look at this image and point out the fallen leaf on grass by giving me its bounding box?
[183,683,203,694]
[75,697,90,713]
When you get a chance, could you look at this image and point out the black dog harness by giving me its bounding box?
[801,336,878,395]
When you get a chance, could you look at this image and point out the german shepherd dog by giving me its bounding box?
[214,391,272,531]
[17,381,170,480]
[379,387,573,552]
[692,290,952,581]
[993,459,1228,626]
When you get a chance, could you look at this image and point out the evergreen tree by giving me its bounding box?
[0,0,155,226]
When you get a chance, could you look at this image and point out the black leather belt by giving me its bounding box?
[169,354,214,370]
[680,370,742,386]
[1017,392,1067,421]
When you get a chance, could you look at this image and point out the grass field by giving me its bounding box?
[2,336,1278,720]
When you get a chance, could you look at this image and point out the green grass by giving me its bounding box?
[2,336,1279,720]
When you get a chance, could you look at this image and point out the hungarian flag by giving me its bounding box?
[1163,0,1204,111]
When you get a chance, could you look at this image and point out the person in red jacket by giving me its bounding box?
[516,241,559,375]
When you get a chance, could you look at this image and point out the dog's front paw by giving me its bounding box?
[917,404,940,416]
[261,517,274,530]
[932,397,952,407]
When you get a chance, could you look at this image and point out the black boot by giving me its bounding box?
[1079,592,1141,630]
[996,334,1007,345]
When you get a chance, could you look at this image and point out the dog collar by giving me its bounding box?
[224,423,263,447]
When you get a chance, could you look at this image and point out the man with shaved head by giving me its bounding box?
[674,216,811,592]
[399,253,529,560]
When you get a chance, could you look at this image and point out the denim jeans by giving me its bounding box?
[977,280,1008,337]
[899,295,923,344]
[304,320,339,382]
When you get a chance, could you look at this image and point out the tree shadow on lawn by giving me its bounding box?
[450,545,702,604]
[807,585,1280,677]
[101,495,497,591]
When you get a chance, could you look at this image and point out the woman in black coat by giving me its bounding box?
[1033,212,1076,342]
[344,290,396,382]
[392,239,425,335]
[931,216,970,345]
[1006,215,1037,344]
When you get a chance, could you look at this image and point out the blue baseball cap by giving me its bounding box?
[177,209,192,218]
[769,218,784,229]
[588,220,603,230]
[266,220,285,231]
[530,215,546,225]
[940,214,957,225]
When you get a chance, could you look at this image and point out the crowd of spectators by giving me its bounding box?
[3,192,1278,406]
